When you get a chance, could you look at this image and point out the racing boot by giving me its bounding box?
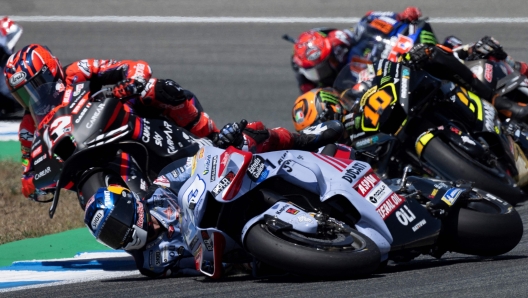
[292,120,344,151]
[493,95,528,121]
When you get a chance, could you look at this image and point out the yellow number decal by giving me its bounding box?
[362,89,392,129]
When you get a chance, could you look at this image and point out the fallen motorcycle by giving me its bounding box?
[165,144,522,279]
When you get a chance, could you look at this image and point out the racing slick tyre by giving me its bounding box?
[439,189,523,256]
[421,137,526,205]
[78,170,125,210]
[245,222,381,278]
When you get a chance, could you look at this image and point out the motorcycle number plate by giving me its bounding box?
[361,83,397,131]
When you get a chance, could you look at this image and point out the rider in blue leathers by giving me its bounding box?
[84,120,344,277]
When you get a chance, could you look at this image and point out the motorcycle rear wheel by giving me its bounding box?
[245,223,381,278]
[421,137,526,205]
[440,189,523,256]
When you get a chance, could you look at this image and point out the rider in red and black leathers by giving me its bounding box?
[6,45,337,200]
[12,55,221,199]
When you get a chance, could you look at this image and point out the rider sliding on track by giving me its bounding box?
[84,118,344,277]
[3,44,342,202]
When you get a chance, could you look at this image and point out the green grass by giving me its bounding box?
[0,160,85,245]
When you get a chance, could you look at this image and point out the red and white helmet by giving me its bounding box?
[4,44,65,124]
[293,30,351,83]
[0,17,23,58]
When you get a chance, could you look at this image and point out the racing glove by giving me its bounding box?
[112,78,146,99]
[21,175,36,198]
[401,43,435,70]
[213,120,248,149]
[397,6,422,23]
[471,36,508,60]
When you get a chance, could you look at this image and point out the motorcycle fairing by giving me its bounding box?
[346,18,431,84]
[132,118,209,160]
[240,201,319,237]
[241,150,394,258]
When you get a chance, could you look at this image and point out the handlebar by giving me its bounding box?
[89,84,144,104]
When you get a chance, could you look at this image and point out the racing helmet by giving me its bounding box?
[293,30,340,83]
[0,17,23,61]
[84,186,150,250]
[4,44,64,124]
[292,87,343,132]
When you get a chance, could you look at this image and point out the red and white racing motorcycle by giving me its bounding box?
[167,140,523,279]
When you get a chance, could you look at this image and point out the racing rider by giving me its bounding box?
[84,119,344,278]
[293,42,507,144]
[291,6,434,94]
[4,44,340,201]
[0,17,23,119]
[444,35,528,120]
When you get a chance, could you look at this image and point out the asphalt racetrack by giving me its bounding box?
[5,0,528,296]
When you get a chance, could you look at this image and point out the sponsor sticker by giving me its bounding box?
[136,201,145,227]
[485,63,493,83]
[210,156,218,182]
[395,205,417,226]
[154,175,170,187]
[32,145,42,159]
[365,182,392,206]
[211,171,235,197]
[376,192,404,220]
[441,188,465,206]
[412,219,427,232]
[354,172,380,197]
[247,155,266,182]
[286,208,299,215]
[203,155,211,175]
[341,161,369,184]
[9,71,26,87]
[91,210,104,230]
[34,166,51,180]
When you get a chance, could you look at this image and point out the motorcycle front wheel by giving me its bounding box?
[245,222,381,278]
[439,188,523,256]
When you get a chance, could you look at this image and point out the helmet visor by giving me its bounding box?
[97,196,143,250]
[10,66,62,125]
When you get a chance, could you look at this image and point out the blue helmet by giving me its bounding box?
[84,186,149,250]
